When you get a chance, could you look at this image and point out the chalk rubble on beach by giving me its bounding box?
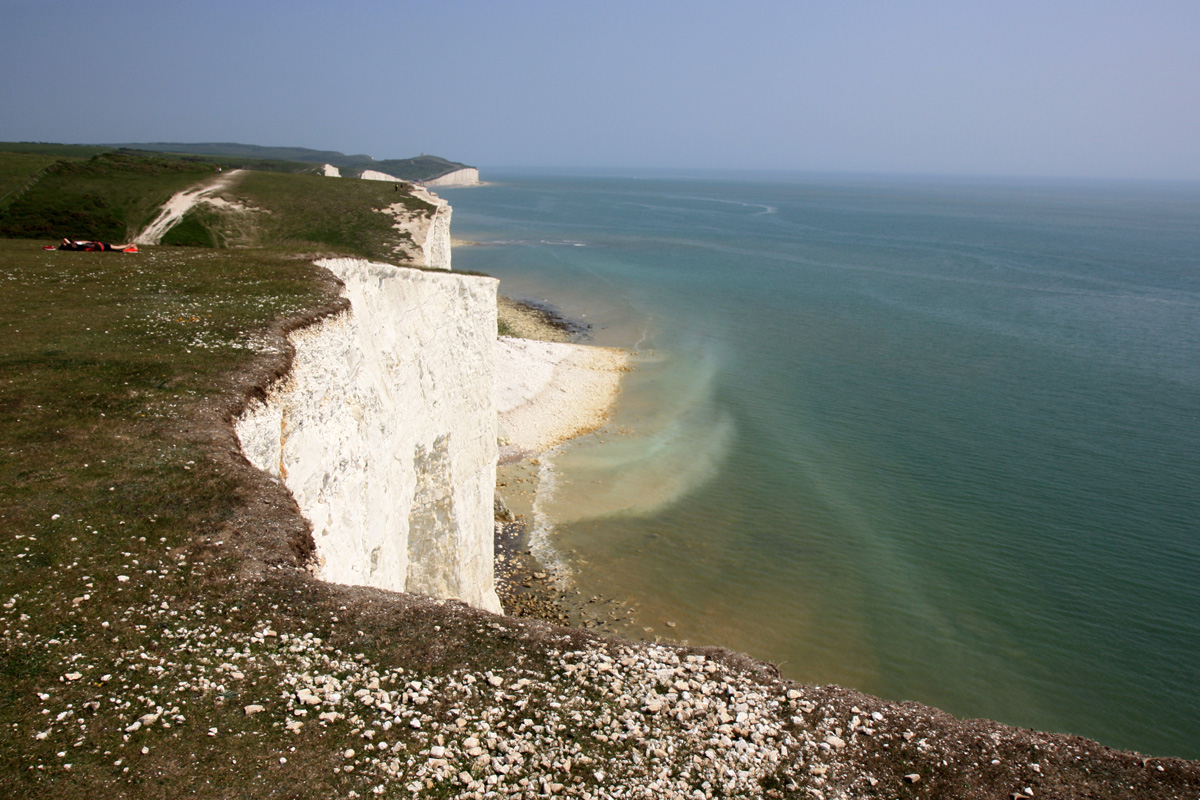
[494,335,629,459]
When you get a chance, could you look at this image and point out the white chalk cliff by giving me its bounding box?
[422,168,481,188]
[360,169,403,183]
[383,185,453,271]
[236,255,502,614]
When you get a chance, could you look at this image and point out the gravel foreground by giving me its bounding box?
[11,571,1200,800]
[9,454,1196,800]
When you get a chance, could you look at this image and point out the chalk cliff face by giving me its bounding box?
[423,168,481,188]
[359,169,403,182]
[382,185,452,271]
[236,257,501,614]
[411,186,452,271]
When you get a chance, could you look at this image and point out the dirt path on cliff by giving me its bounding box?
[134,169,245,245]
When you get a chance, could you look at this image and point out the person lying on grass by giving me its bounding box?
[57,238,138,252]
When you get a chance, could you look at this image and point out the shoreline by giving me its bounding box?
[495,336,629,462]
[491,295,640,630]
[497,294,590,342]
[494,292,628,461]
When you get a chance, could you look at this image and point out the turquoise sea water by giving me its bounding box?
[439,172,1200,760]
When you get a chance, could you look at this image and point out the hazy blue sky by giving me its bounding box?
[3,0,1198,179]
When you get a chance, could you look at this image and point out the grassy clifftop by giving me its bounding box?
[0,149,438,262]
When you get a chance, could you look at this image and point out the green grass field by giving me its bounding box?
[209,169,435,260]
[0,240,326,795]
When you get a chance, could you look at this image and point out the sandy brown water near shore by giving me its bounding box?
[494,459,647,637]
[489,289,718,640]
[490,293,647,633]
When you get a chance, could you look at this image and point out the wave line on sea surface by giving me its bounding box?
[528,448,574,588]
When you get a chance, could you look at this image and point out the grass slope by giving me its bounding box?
[0,153,217,243]
[0,153,65,211]
[0,241,331,796]
[0,151,442,262]
[209,170,436,260]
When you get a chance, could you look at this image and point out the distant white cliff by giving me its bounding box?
[360,169,403,183]
[236,254,501,614]
[422,168,481,188]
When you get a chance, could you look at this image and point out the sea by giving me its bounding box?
[437,171,1200,760]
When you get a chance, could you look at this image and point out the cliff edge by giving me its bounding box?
[381,184,454,270]
[236,257,501,613]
